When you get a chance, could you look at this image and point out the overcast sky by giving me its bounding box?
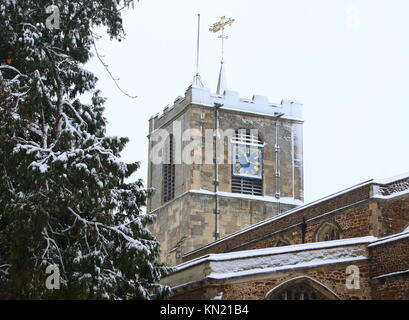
[85,0,409,204]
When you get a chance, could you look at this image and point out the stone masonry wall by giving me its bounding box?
[370,237,409,278]
[370,236,409,300]
[183,184,373,261]
[151,192,296,265]
[148,99,304,265]
[375,193,409,237]
[170,261,371,300]
[236,201,373,251]
[187,104,304,201]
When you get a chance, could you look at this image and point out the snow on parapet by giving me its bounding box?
[149,85,303,123]
[369,230,409,247]
[173,237,375,279]
[190,85,303,120]
[373,172,409,185]
[372,172,409,199]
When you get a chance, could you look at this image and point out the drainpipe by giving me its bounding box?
[213,103,223,241]
[274,113,284,214]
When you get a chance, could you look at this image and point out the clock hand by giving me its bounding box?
[238,149,250,162]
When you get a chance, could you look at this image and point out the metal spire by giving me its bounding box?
[216,61,227,95]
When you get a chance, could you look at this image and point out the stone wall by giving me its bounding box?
[170,261,371,300]
[375,194,409,237]
[370,235,409,300]
[183,183,374,261]
[148,102,304,210]
[182,183,409,262]
[150,191,296,265]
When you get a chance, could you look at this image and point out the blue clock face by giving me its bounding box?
[232,144,263,179]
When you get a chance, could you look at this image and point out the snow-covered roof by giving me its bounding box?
[163,237,374,288]
[368,230,409,247]
[176,236,376,272]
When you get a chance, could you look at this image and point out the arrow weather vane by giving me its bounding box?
[209,16,235,63]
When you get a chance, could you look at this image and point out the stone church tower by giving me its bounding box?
[147,71,304,265]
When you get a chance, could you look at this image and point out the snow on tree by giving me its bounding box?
[0,0,171,299]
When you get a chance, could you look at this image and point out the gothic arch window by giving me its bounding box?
[266,276,340,300]
[231,129,264,196]
[314,221,341,242]
[162,133,175,204]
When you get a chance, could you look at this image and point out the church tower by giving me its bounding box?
[147,86,304,265]
[146,17,304,265]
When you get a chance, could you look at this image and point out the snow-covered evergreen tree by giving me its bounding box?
[0,0,171,299]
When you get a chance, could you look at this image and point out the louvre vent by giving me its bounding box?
[232,177,263,196]
[162,134,175,203]
[231,129,263,146]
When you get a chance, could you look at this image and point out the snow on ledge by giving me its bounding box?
[164,238,373,286]
[372,172,409,185]
[149,189,303,215]
[373,269,409,280]
[190,189,303,206]
[176,236,377,272]
[368,230,409,247]
[207,257,368,281]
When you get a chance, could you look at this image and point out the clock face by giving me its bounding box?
[232,143,263,179]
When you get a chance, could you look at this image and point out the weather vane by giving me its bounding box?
[209,16,235,63]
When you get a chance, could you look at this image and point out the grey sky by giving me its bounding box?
[85,0,409,204]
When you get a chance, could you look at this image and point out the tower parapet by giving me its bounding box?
[150,85,303,133]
